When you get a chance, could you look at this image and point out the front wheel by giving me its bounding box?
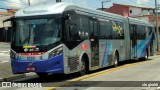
[79,58,86,76]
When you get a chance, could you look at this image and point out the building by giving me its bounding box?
[0,9,17,42]
[106,3,154,17]
[105,3,160,35]
[105,3,160,27]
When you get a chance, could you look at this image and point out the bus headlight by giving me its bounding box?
[49,47,63,58]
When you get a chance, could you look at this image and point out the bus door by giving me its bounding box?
[130,25,137,58]
[89,19,99,67]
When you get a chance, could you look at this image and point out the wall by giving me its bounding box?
[0,15,13,42]
[129,7,152,17]
[148,15,160,26]
[106,4,129,17]
[0,15,11,28]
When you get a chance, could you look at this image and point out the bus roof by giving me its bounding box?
[15,2,123,20]
[128,17,154,27]
[15,2,154,27]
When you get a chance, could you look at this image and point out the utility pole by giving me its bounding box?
[155,0,159,51]
[28,0,30,6]
[56,0,61,2]
[101,0,111,11]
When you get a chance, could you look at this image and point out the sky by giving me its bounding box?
[0,0,158,11]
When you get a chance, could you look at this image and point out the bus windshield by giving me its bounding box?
[13,18,62,46]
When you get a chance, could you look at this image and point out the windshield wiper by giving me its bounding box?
[20,28,31,45]
[20,36,30,45]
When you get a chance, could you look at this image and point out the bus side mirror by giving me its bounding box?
[64,14,71,20]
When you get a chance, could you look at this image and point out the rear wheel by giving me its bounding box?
[114,52,119,67]
[79,58,86,76]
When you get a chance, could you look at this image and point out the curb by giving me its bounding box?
[0,74,26,82]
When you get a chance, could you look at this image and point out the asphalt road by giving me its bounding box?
[0,54,10,63]
[0,43,10,51]
[1,55,160,90]
[0,43,10,63]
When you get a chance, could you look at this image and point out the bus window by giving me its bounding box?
[100,20,112,39]
[137,25,141,39]
[89,20,94,39]
[148,27,152,35]
[100,21,106,39]
[130,24,134,39]
[65,14,80,41]
[77,16,89,39]
[137,25,146,40]
[106,21,112,39]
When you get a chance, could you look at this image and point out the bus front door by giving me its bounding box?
[90,20,99,67]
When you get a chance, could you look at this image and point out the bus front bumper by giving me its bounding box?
[11,54,64,74]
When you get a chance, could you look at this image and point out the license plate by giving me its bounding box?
[27,56,35,60]
[27,67,35,71]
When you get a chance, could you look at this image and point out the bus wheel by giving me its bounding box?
[79,58,86,76]
[36,73,48,78]
[114,53,119,67]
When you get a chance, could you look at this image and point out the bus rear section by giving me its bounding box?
[129,18,156,60]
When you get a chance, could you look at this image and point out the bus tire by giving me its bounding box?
[79,58,86,76]
[114,52,119,67]
[36,73,48,78]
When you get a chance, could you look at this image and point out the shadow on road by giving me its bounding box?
[14,59,152,83]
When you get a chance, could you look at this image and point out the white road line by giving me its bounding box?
[0,61,10,63]
[0,53,10,56]
[157,87,160,89]
[0,50,10,53]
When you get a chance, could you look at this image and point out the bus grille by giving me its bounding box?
[68,56,79,71]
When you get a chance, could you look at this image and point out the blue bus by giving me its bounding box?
[8,2,157,77]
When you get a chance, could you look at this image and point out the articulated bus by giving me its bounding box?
[9,2,157,77]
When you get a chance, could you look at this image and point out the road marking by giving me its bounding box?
[0,53,9,56]
[0,50,10,55]
[157,87,160,89]
[46,58,160,90]
[0,61,9,63]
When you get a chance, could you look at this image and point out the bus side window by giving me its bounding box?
[130,24,133,39]
[100,21,105,39]
[141,26,146,39]
[137,25,141,39]
[106,21,112,39]
[66,14,80,41]
[89,20,94,39]
[77,16,89,40]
